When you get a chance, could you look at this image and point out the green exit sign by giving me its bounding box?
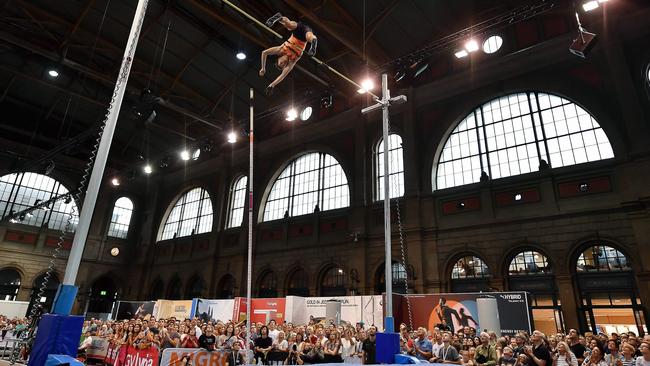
[100,290,107,296]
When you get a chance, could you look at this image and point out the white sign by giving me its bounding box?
[285,295,384,330]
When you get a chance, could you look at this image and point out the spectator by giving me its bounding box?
[432,331,461,364]
[620,343,636,366]
[182,327,200,348]
[362,328,377,364]
[341,328,359,363]
[255,325,273,365]
[569,330,588,364]
[584,345,608,366]
[555,341,579,366]
[498,346,517,366]
[476,332,498,366]
[637,342,650,366]
[606,340,624,366]
[525,331,553,366]
[199,325,217,351]
[413,327,433,361]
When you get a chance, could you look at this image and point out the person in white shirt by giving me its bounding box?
[268,320,280,343]
[341,329,359,364]
[555,341,579,366]
[636,342,650,366]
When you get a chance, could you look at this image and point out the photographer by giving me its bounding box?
[285,335,304,365]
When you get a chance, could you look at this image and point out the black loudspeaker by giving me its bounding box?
[569,31,597,58]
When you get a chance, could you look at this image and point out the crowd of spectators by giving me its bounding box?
[3,313,650,366]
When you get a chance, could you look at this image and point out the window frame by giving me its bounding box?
[433,92,614,190]
[158,187,214,241]
[451,255,490,280]
[107,196,134,239]
[508,250,552,276]
[374,133,405,201]
[225,175,248,229]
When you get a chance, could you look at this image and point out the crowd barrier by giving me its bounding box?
[160,348,228,366]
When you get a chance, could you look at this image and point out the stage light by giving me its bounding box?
[159,157,169,168]
[286,108,298,121]
[455,50,469,58]
[300,106,313,121]
[413,62,429,78]
[582,0,599,11]
[180,150,190,161]
[464,39,479,53]
[227,131,237,144]
[48,69,59,78]
[483,35,503,54]
[359,79,374,94]
[191,148,201,161]
[143,164,153,174]
[236,52,246,60]
[111,178,120,186]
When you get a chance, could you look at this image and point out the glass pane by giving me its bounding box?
[451,256,490,279]
[532,308,560,335]
[158,188,213,241]
[576,245,631,272]
[591,308,640,336]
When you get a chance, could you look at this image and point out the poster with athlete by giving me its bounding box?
[393,292,531,336]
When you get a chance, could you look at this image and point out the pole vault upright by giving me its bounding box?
[361,74,407,333]
[246,88,254,363]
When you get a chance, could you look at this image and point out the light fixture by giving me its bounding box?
[110,247,120,257]
[454,50,469,58]
[357,78,375,94]
[111,178,120,186]
[514,193,523,201]
[482,35,503,54]
[413,62,429,78]
[464,39,480,53]
[143,164,153,174]
[236,52,246,60]
[300,106,312,121]
[286,108,298,121]
[191,148,201,160]
[338,269,344,274]
[582,0,599,11]
[227,131,237,144]
[47,69,59,78]
[180,150,190,161]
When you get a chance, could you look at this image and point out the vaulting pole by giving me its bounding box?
[246,87,254,362]
[219,0,378,99]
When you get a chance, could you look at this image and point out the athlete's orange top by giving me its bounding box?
[281,34,306,61]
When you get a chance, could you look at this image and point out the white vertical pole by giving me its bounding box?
[381,74,394,332]
[62,0,149,285]
[246,88,254,361]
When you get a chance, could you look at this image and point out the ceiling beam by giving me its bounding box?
[365,0,401,41]
[60,0,95,50]
[163,38,210,96]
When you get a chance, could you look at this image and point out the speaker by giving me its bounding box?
[569,31,597,58]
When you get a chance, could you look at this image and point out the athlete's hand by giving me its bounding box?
[259,68,266,76]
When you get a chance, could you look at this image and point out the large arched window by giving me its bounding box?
[452,256,489,279]
[375,134,405,200]
[376,262,408,294]
[217,275,236,299]
[0,172,79,231]
[166,275,182,300]
[226,176,247,229]
[159,187,213,241]
[150,278,164,300]
[576,245,631,272]
[185,275,205,299]
[0,269,21,301]
[107,197,134,239]
[286,268,309,297]
[434,92,614,190]
[263,152,350,221]
[508,250,551,275]
[258,270,278,298]
[27,273,60,315]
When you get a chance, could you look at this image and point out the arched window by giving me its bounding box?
[27,273,60,315]
[0,269,21,301]
[185,275,205,299]
[258,271,278,298]
[159,187,213,241]
[451,256,489,279]
[166,275,182,300]
[320,267,347,296]
[576,245,631,272]
[150,278,164,300]
[376,262,408,294]
[226,176,247,229]
[263,152,350,221]
[434,92,614,190]
[217,275,236,299]
[0,172,79,231]
[286,268,309,297]
[107,197,134,239]
[508,250,551,275]
[375,134,405,200]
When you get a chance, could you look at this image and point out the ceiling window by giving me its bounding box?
[107,197,134,239]
[263,152,349,221]
[159,187,213,241]
[434,92,614,190]
[226,176,247,229]
[0,172,79,231]
[375,134,405,201]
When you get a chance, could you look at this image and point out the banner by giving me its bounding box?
[190,299,235,323]
[160,348,229,366]
[285,295,384,330]
[232,297,286,324]
[86,336,110,360]
[112,301,156,320]
[105,343,121,365]
[153,300,193,320]
[114,345,160,366]
[393,292,531,336]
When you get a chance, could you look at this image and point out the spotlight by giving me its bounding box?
[570,13,597,58]
[201,140,214,152]
[143,164,153,174]
[191,148,201,161]
[357,79,374,94]
[482,35,503,54]
[455,50,469,58]
[47,69,59,78]
[227,131,237,144]
[464,39,479,53]
[286,108,298,121]
[111,178,120,186]
[413,62,429,78]
[180,150,190,161]
[582,0,599,11]
[300,106,313,121]
[320,94,333,109]
[159,157,169,168]
[236,52,246,60]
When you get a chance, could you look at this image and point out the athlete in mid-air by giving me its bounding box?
[259,13,318,95]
